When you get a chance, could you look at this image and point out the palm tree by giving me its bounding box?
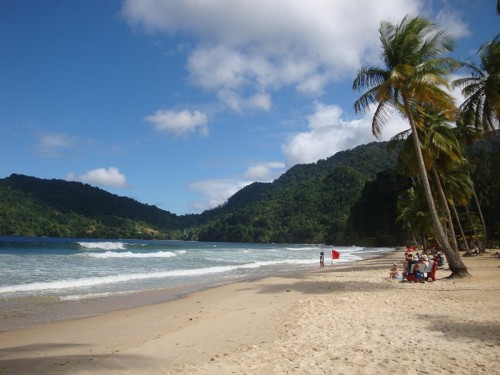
[453,35,499,249]
[453,35,500,133]
[391,120,464,254]
[396,185,434,250]
[421,115,464,252]
[353,15,470,277]
[442,169,475,253]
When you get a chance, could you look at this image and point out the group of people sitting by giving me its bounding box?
[389,246,445,283]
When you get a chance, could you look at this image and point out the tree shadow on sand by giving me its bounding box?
[0,342,150,375]
[239,278,394,296]
[417,314,500,346]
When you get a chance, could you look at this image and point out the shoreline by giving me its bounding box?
[0,248,396,333]
[1,249,499,374]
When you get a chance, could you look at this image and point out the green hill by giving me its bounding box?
[1,142,396,241]
[0,174,198,239]
[197,142,399,243]
[2,137,498,245]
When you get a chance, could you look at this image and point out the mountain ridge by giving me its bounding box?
[1,141,398,241]
[2,136,498,245]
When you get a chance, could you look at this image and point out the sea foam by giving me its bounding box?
[85,251,177,259]
[0,263,267,294]
[78,242,126,250]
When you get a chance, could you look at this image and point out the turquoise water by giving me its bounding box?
[0,237,393,300]
[0,236,393,330]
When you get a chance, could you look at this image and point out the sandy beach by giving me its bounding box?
[0,250,499,375]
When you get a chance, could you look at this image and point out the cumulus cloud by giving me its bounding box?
[282,70,467,167]
[121,0,429,110]
[145,109,208,136]
[35,132,74,157]
[187,161,284,212]
[188,178,252,211]
[66,167,130,189]
[282,103,407,166]
[434,7,470,39]
[217,90,272,112]
[243,161,285,180]
[447,73,467,108]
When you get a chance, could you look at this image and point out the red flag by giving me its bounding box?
[331,250,340,260]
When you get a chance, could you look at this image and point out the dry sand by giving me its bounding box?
[0,250,499,374]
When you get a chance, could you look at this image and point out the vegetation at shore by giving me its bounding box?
[1,136,498,246]
[352,15,498,277]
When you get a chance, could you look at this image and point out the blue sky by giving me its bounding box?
[1,0,498,215]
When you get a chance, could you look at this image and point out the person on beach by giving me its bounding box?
[434,252,445,269]
[421,254,429,267]
[389,263,399,279]
[409,254,426,283]
[402,253,413,280]
[414,263,425,283]
[320,251,325,267]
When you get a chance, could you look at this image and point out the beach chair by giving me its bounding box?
[406,262,437,283]
[406,263,422,283]
[423,261,438,281]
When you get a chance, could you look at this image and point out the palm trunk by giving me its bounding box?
[412,234,418,247]
[451,203,470,253]
[465,205,480,247]
[472,187,487,250]
[451,201,470,253]
[466,168,487,250]
[432,168,459,253]
[404,99,469,277]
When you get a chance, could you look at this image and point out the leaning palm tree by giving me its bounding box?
[353,15,470,277]
[442,169,475,253]
[421,114,464,252]
[453,34,500,133]
[397,185,435,251]
[391,120,463,254]
[453,35,499,249]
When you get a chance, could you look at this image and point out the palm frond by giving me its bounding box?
[371,101,393,138]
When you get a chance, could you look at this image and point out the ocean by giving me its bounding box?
[0,236,394,330]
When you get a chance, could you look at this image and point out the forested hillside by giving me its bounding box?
[196,142,399,243]
[346,136,500,246]
[0,174,199,239]
[1,138,498,245]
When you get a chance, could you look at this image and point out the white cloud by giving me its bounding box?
[66,167,130,189]
[187,160,284,212]
[217,90,272,112]
[188,178,252,211]
[145,109,208,137]
[282,103,407,166]
[187,101,409,211]
[434,7,470,39]
[249,93,272,111]
[122,0,427,110]
[35,132,74,157]
[447,73,467,108]
[282,71,467,167]
[243,161,285,180]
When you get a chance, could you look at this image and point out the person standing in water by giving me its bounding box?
[320,251,325,267]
